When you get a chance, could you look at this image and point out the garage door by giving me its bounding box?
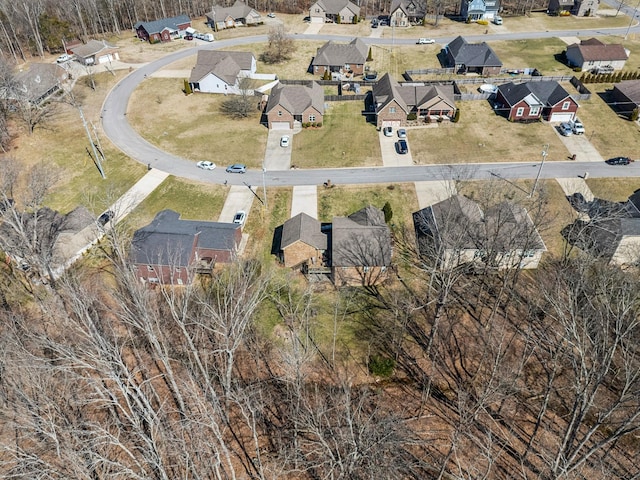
[311,16,324,23]
[271,122,290,130]
[550,112,574,123]
[98,53,113,64]
[382,120,401,128]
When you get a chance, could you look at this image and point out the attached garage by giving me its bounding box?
[549,112,574,122]
[381,120,401,128]
[311,16,324,23]
[271,122,291,130]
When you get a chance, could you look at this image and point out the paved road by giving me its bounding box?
[102,20,640,187]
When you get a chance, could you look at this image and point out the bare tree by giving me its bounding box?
[260,25,295,64]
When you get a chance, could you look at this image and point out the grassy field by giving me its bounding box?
[317,183,419,226]
[243,187,293,262]
[127,78,268,168]
[292,102,381,168]
[490,38,574,74]
[409,100,570,164]
[586,178,640,202]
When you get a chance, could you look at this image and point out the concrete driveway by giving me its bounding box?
[414,180,458,209]
[264,130,293,170]
[218,185,256,223]
[379,130,413,167]
[291,186,318,218]
[552,124,604,163]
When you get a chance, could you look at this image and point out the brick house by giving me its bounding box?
[548,0,599,16]
[566,38,629,72]
[309,0,360,23]
[265,82,325,129]
[130,210,242,285]
[134,15,191,43]
[372,73,456,127]
[277,206,392,287]
[311,38,368,77]
[390,0,426,26]
[206,1,262,30]
[279,213,328,268]
[69,40,119,65]
[189,50,256,94]
[445,36,502,76]
[413,195,546,271]
[495,81,579,123]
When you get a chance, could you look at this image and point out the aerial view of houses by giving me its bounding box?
[2,2,640,479]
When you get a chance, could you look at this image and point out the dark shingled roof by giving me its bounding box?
[189,50,254,84]
[373,73,410,113]
[390,0,426,16]
[311,38,368,67]
[497,81,572,107]
[266,82,325,116]
[281,213,328,250]
[314,0,360,15]
[613,80,640,104]
[134,15,191,34]
[447,36,502,68]
[332,205,391,267]
[207,1,257,23]
[131,210,240,267]
[69,39,118,59]
[567,38,628,62]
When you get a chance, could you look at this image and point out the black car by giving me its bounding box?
[397,139,408,154]
[97,210,115,226]
[606,156,632,165]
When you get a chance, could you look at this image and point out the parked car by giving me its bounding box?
[379,20,388,26]
[233,210,247,225]
[56,53,72,63]
[303,16,311,22]
[383,126,393,137]
[184,34,193,40]
[197,161,216,170]
[558,122,573,136]
[570,118,585,134]
[417,38,435,44]
[267,12,276,17]
[371,22,378,28]
[97,210,114,226]
[226,164,247,173]
[493,16,503,25]
[397,139,408,154]
[364,72,378,81]
[397,128,407,138]
[280,135,290,147]
[606,156,632,165]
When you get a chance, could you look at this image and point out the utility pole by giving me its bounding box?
[262,165,268,210]
[530,144,549,197]
[79,106,105,179]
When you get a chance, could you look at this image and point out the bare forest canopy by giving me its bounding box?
[0,0,550,61]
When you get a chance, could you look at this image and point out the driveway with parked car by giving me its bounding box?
[379,128,413,167]
[264,129,293,170]
[552,122,604,163]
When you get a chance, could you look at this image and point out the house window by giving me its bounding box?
[364,266,370,272]
[516,107,525,117]
[309,114,316,122]
[277,110,282,116]
[390,107,396,113]
[523,250,535,258]
[562,101,570,110]
[530,106,540,115]
[344,64,350,69]
[147,265,155,271]
[177,278,183,285]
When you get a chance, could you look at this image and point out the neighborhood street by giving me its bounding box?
[102,20,640,187]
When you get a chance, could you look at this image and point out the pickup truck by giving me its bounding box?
[570,118,585,135]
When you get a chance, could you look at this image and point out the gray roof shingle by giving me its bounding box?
[134,15,191,35]
[332,205,391,267]
[447,36,502,68]
[266,82,325,116]
[315,0,360,15]
[189,50,254,84]
[207,1,258,23]
[70,39,118,59]
[567,38,628,62]
[497,81,572,107]
[614,80,640,104]
[312,38,368,67]
[281,213,328,250]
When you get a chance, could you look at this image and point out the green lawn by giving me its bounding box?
[490,38,574,74]
[244,187,293,262]
[292,101,381,168]
[128,78,268,169]
[586,178,639,202]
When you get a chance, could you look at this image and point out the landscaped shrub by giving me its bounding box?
[573,67,582,72]
[323,70,331,80]
[367,47,373,61]
[631,107,639,122]
[382,201,393,223]
[183,79,192,95]
[452,108,461,123]
[407,112,417,121]
[368,355,395,377]
[316,122,322,127]
[352,15,358,24]
[477,19,489,25]
[303,122,310,128]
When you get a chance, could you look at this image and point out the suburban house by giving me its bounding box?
[69,40,119,65]
[265,82,324,129]
[548,0,599,16]
[372,73,457,128]
[13,63,67,104]
[413,195,546,270]
[445,36,502,76]
[277,205,392,286]
[311,38,368,77]
[566,38,629,72]
[189,50,256,94]
[134,15,192,42]
[495,81,579,123]
[390,0,426,26]
[460,0,500,21]
[611,80,640,117]
[309,0,360,24]
[206,1,262,30]
[130,210,242,285]
[279,213,328,268]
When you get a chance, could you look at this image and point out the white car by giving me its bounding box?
[397,128,407,138]
[267,12,276,18]
[197,161,216,170]
[280,135,290,147]
[233,210,247,225]
[571,118,585,134]
[417,38,435,44]
[558,123,573,136]
[383,126,393,137]
[56,53,72,63]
